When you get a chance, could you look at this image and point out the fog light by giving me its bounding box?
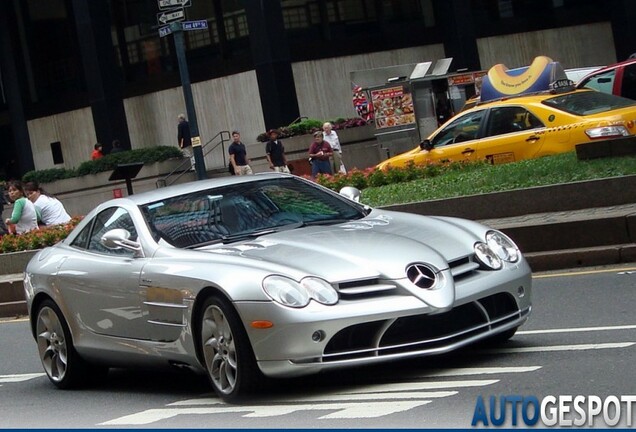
[311,330,325,342]
[517,286,525,298]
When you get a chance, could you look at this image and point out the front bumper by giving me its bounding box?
[236,261,532,378]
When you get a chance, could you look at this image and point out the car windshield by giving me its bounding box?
[541,91,636,115]
[140,177,366,248]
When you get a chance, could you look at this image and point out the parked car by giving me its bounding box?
[576,58,636,100]
[377,89,636,169]
[24,174,532,401]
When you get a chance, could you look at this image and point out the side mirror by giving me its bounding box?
[339,186,361,202]
[101,228,143,256]
[420,139,433,151]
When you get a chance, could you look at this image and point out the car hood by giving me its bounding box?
[376,146,420,170]
[201,210,483,282]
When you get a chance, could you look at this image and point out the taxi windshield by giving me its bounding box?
[542,91,636,116]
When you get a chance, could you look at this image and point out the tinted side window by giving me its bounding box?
[485,106,544,137]
[431,110,484,147]
[88,207,138,256]
[621,64,636,100]
[70,222,93,250]
[581,69,616,95]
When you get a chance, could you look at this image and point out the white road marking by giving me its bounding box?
[98,340,635,425]
[326,379,499,394]
[169,391,457,405]
[415,366,541,377]
[103,380,498,425]
[519,324,636,335]
[101,401,433,425]
[477,342,634,354]
[0,373,45,383]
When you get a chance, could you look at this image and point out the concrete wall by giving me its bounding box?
[25,22,617,173]
[27,107,97,170]
[124,70,266,171]
[292,44,445,121]
[477,22,616,70]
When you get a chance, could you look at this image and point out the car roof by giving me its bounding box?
[468,88,593,110]
[577,58,636,85]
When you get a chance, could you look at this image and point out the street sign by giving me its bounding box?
[182,20,208,31]
[156,7,185,25]
[157,0,191,10]
[158,25,173,38]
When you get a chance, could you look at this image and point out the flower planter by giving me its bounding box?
[44,158,185,195]
[0,250,39,275]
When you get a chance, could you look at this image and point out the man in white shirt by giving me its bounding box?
[322,122,346,174]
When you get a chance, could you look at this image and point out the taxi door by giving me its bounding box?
[416,109,486,164]
[474,106,546,164]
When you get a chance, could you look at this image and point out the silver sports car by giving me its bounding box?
[24,173,532,401]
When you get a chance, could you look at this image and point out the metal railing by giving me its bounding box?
[156,130,232,188]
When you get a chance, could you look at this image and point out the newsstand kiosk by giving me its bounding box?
[350,58,485,158]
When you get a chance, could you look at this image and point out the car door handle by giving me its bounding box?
[461,148,475,155]
[526,135,540,142]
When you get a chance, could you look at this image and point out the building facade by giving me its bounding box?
[1,0,634,178]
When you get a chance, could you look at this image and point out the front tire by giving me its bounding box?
[199,295,261,402]
[35,299,95,388]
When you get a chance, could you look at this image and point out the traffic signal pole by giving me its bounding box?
[171,21,207,180]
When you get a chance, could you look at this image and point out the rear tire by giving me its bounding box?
[199,295,262,402]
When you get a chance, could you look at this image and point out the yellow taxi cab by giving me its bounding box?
[377,57,636,170]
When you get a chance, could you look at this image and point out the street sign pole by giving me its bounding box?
[170,22,207,180]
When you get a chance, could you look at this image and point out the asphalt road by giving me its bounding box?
[1,264,636,428]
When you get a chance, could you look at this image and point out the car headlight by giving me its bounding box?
[486,230,520,263]
[262,275,339,307]
[474,242,503,270]
[262,276,310,308]
[301,277,339,305]
[585,125,629,139]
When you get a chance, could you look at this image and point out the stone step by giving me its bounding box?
[0,274,27,318]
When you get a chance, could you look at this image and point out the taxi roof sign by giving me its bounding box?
[480,56,574,102]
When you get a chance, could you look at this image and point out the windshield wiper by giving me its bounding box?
[221,228,278,244]
[299,218,356,226]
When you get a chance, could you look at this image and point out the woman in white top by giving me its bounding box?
[24,181,71,226]
[4,181,39,234]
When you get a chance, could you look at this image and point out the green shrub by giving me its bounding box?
[287,119,323,136]
[23,146,183,184]
[23,168,77,184]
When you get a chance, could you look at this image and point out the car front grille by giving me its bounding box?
[335,254,481,300]
[322,292,522,362]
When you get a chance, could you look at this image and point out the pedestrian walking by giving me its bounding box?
[228,131,253,175]
[308,131,333,179]
[265,129,290,173]
[177,113,195,170]
[322,122,346,174]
